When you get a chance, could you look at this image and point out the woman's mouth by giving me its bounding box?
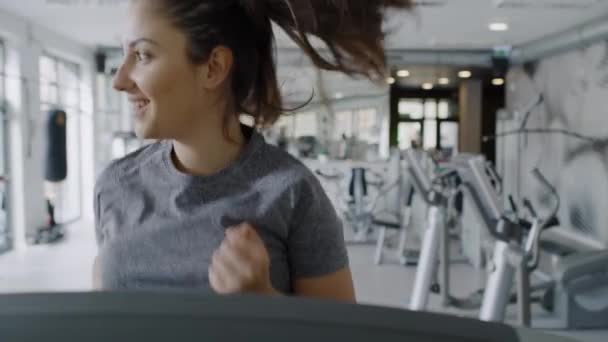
[133,100,150,118]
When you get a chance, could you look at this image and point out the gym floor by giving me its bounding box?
[0,224,605,342]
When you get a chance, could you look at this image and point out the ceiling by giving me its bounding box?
[1,0,607,101]
[1,0,607,50]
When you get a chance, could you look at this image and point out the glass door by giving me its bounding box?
[395,97,458,153]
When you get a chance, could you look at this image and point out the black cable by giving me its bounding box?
[483,128,604,144]
[519,95,544,130]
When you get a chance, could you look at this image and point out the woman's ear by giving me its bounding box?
[201,46,234,90]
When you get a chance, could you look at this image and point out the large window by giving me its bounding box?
[334,108,380,145]
[39,54,82,224]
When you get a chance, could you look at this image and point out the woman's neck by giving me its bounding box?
[171,114,245,176]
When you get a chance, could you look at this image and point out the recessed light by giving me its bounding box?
[458,70,472,79]
[438,77,450,85]
[335,92,344,99]
[387,77,396,85]
[397,69,410,78]
[492,78,505,86]
[422,83,434,90]
[489,22,509,32]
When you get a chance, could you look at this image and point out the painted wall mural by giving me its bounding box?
[500,40,608,245]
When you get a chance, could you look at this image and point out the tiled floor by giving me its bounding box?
[0,223,606,342]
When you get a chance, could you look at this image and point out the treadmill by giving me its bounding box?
[0,292,578,342]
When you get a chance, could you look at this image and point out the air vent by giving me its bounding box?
[494,0,600,9]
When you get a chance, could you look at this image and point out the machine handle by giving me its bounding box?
[484,162,503,195]
[522,198,537,218]
[508,195,519,215]
[518,219,533,231]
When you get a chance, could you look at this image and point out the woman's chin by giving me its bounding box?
[134,123,155,140]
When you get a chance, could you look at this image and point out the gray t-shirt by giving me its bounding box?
[94,126,348,293]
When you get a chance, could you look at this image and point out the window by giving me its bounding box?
[39,54,82,224]
[424,99,437,119]
[438,100,450,119]
[294,111,317,138]
[440,121,459,153]
[334,110,353,139]
[398,99,424,119]
[356,108,379,144]
[275,114,295,139]
[397,122,422,150]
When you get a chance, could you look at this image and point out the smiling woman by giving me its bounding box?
[95,0,412,299]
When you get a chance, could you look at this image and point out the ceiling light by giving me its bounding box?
[422,83,434,90]
[397,69,410,77]
[335,92,344,99]
[489,22,509,32]
[387,77,396,85]
[438,77,450,85]
[492,78,505,86]
[458,70,472,79]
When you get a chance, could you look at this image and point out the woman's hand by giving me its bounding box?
[209,223,278,295]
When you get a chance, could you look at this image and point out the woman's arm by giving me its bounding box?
[294,267,356,302]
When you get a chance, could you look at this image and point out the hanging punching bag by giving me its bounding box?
[44,109,68,182]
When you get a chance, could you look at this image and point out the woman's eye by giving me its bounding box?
[135,51,152,63]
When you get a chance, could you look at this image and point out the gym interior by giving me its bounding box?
[0,1,607,341]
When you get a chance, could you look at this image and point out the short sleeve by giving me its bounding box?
[288,175,349,279]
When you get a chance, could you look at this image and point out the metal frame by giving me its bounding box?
[406,149,448,310]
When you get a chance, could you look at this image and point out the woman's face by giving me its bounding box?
[112,0,210,140]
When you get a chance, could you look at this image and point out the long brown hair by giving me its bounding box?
[153,0,412,133]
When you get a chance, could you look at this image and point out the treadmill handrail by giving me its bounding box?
[0,292,577,342]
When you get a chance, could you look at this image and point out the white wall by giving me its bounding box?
[0,8,96,250]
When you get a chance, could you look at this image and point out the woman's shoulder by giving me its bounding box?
[256,143,324,194]
[95,140,167,190]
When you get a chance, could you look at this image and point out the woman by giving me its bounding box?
[93,0,412,300]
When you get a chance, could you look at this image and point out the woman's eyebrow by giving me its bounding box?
[127,37,160,49]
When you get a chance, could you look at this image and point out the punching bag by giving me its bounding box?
[44,109,68,182]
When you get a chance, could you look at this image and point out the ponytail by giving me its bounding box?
[265,0,413,81]
[155,0,412,130]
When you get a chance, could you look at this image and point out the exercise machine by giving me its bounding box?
[315,166,383,244]
[407,150,488,312]
[406,148,464,311]
[374,148,419,266]
[461,156,608,329]
[460,156,559,327]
